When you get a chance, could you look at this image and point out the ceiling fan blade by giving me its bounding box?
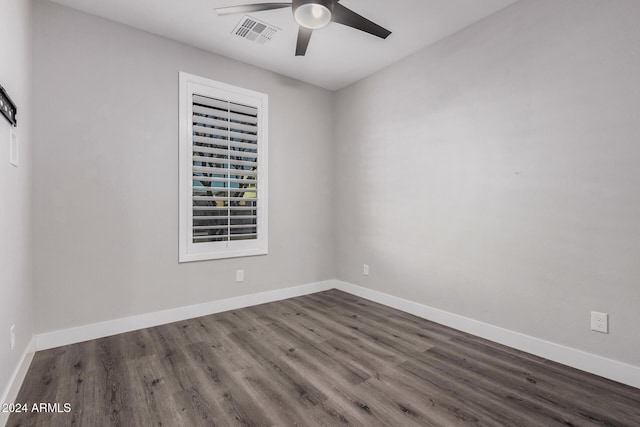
[214,3,291,16]
[295,26,313,56]
[331,3,391,39]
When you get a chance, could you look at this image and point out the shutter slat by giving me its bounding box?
[193,135,257,151]
[192,95,227,111]
[230,234,258,239]
[193,206,257,211]
[193,95,258,117]
[192,155,228,164]
[192,146,229,157]
[193,236,229,241]
[194,225,257,231]
[193,196,257,202]
[194,215,256,221]
[193,166,231,175]
[193,155,257,167]
[229,101,258,116]
[193,165,257,176]
[193,163,229,170]
[193,125,257,142]
[192,114,258,134]
[193,176,256,184]
[192,146,257,159]
[193,125,228,139]
[192,115,228,130]
[193,187,256,194]
[227,159,257,167]
[193,105,258,125]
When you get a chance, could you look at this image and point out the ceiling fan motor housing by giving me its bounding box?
[292,0,335,14]
[292,0,335,29]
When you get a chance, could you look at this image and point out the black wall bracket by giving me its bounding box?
[0,84,17,127]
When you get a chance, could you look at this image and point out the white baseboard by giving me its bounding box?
[35,280,337,351]
[1,336,36,427]
[333,280,640,390]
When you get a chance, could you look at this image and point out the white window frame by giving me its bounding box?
[179,72,268,262]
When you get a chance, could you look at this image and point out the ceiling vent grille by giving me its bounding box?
[233,16,280,44]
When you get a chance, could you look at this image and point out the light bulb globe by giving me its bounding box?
[294,3,331,29]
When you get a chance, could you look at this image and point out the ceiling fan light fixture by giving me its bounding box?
[294,2,332,29]
[215,0,391,56]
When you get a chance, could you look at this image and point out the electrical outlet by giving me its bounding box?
[236,269,244,282]
[363,264,369,276]
[591,311,608,333]
[10,324,15,351]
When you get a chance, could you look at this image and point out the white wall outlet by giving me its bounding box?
[236,269,244,282]
[9,128,18,167]
[10,324,15,351]
[591,311,608,333]
[363,264,369,276]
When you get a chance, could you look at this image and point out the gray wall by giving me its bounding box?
[32,0,334,333]
[0,0,34,400]
[333,0,640,366]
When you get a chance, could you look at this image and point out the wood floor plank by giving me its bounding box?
[394,360,545,427]
[232,326,396,425]
[404,351,593,426]
[227,330,329,407]
[184,341,272,427]
[326,302,438,351]
[8,289,640,426]
[94,335,136,427]
[52,342,97,427]
[316,336,404,377]
[282,297,427,363]
[433,339,640,425]
[119,328,155,361]
[125,355,187,427]
[359,369,489,426]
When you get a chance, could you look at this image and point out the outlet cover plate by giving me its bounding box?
[591,311,608,333]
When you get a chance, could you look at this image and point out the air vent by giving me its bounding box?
[233,15,280,44]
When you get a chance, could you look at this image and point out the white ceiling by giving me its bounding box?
[48,0,518,90]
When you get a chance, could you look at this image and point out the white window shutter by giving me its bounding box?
[179,73,268,262]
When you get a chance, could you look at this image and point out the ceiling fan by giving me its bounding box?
[214,0,392,56]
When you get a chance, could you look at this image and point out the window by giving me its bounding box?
[179,72,268,262]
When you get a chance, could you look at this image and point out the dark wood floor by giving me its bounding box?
[8,290,640,426]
